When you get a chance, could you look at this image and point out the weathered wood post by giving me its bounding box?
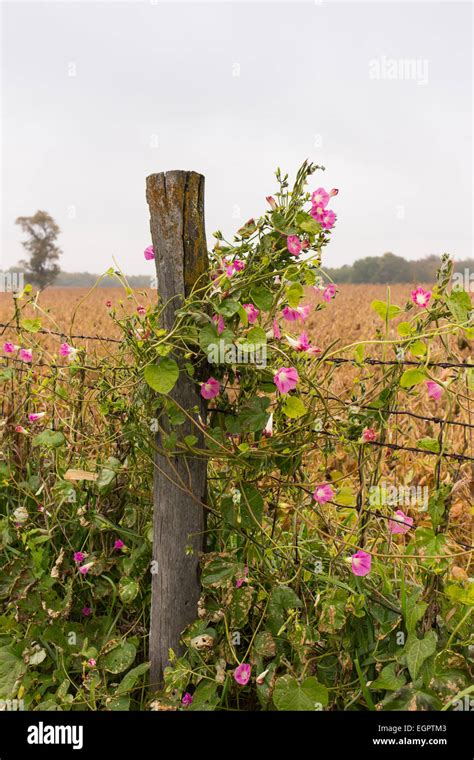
[146,171,208,689]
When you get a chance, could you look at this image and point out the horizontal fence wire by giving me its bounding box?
[0,323,473,368]
[0,322,122,344]
[317,430,474,463]
[0,322,472,459]
[324,356,474,369]
[0,356,131,372]
[343,402,474,431]
[1,364,472,460]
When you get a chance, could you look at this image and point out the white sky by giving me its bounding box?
[1,0,472,275]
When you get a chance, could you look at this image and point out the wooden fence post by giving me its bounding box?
[146,170,208,689]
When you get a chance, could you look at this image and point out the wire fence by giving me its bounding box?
[327,356,474,369]
[1,323,472,462]
[1,319,472,565]
[0,322,123,344]
[0,322,473,368]
[317,430,474,463]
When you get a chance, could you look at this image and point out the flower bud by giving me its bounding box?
[256,669,269,685]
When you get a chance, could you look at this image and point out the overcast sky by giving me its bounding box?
[1,1,472,275]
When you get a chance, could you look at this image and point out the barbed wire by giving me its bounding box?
[0,335,472,459]
[345,403,474,430]
[0,356,131,372]
[0,322,122,344]
[325,356,474,369]
[318,429,474,463]
[5,362,467,436]
[0,322,473,368]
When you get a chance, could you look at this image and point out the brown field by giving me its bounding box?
[0,283,472,567]
[0,283,454,343]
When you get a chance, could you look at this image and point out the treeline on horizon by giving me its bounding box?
[6,252,474,288]
[323,252,474,284]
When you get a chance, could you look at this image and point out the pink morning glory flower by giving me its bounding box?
[310,204,325,221]
[274,367,299,394]
[389,510,413,535]
[114,539,125,550]
[15,425,27,434]
[74,551,86,563]
[323,284,336,302]
[234,663,251,686]
[287,235,302,256]
[235,565,249,588]
[144,245,155,260]
[286,332,321,355]
[225,259,245,275]
[60,342,75,357]
[351,550,372,576]
[181,692,193,706]
[105,300,112,308]
[281,305,311,322]
[137,305,146,317]
[287,333,309,351]
[212,313,225,335]
[321,209,336,230]
[201,377,220,400]
[426,380,443,401]
[79,564,90,575]
[18,348,33,363]
[273,319,281,339]
[411,287,432,308]
[311,188,330,208]
[242,303,259,324]
[82,606,92,616]
[87,658,96,667]
[362,428,377,442]
[28,412,46,423]
[3,342,16,354]
[312,483,334,505]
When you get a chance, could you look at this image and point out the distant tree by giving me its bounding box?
[411,255,439,282]
[325,264,352,283]
[351,256,380,283]
[377,252,411,283]
[15,211,62,290]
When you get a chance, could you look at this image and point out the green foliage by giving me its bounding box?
[273,675,328,710]
[0,164,471,713]
[144,358,179,394]
[371,300,402,321]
